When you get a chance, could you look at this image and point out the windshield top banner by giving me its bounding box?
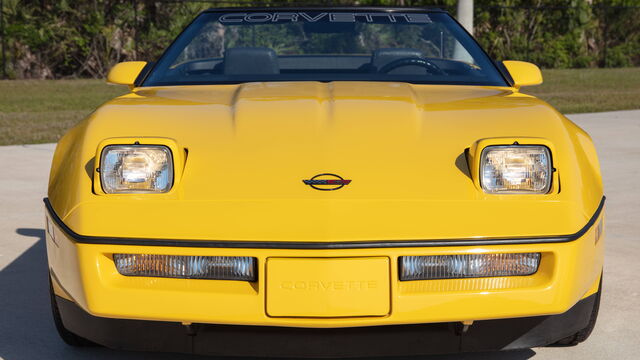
[219,12,432,24]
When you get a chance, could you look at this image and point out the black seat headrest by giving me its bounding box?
[371,48,426,74]
[224,47,280,75]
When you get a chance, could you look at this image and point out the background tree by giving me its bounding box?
[0,0,638,79]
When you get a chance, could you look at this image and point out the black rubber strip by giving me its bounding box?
[43,196,605,249]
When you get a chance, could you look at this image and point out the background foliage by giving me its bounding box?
[0,0,639,79]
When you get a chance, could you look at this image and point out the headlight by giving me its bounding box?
[480,145,551,194]
[100,145,173,193]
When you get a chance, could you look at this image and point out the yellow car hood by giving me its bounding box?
[49,82,603,242]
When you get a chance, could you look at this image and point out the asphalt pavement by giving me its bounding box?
[0,110,638,360]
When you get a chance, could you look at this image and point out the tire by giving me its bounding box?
[49,277,96,347]
[552,276,602,346]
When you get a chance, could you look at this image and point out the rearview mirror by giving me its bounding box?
[502,60,543,88]
[107,61,148,87]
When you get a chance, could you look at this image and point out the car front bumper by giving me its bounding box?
[45,197,604,330]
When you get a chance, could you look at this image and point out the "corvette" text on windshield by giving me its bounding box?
[219,12,432,24]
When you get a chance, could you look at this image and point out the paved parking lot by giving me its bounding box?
[0,110,638,359]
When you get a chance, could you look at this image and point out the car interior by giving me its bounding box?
[174,47,480,78]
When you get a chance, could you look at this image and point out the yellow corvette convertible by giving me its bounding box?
[45,7,605,356]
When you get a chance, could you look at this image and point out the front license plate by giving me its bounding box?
[266,257,390,317]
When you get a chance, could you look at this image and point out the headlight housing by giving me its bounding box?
[480,145,552,194]
[100,145,173,193]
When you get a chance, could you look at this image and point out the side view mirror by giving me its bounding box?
[107,61,148,88]
[502,60,543,88]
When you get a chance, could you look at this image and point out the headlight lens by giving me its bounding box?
[100,145,173,193]
[480,145,551,194]
[399,253,541,281]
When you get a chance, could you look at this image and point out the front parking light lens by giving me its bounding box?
[100,145,173,193]
[480,145,551,194]
[113,254,257,281]
[399,253,541,281]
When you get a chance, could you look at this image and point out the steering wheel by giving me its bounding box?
[378,57,444,75]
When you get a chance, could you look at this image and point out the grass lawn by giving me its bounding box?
[523,67,640,114]
[1,67,639,145]
[0,80,127,146]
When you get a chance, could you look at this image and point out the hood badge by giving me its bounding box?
[303,173,352,191]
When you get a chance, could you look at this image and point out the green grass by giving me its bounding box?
[1,68,639,145]
[0,80,127,146]
[523,67,640,114]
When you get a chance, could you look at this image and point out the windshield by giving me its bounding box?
[143,10,508,87]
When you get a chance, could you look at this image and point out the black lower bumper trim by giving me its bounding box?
[56,294,596,357]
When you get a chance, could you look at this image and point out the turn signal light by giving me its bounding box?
[399,253,541,281]
[113,254,257,281]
